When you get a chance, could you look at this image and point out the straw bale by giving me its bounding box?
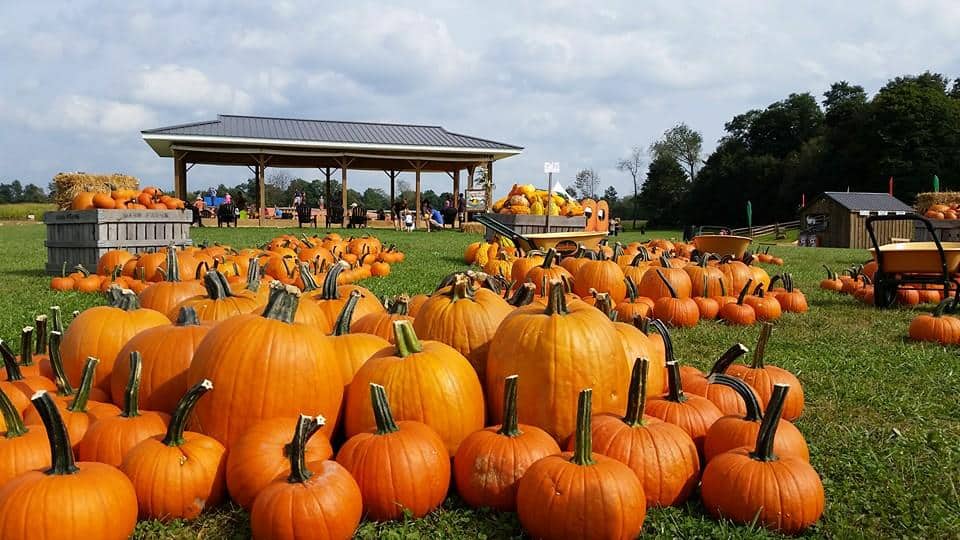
[915,191,960,212]
[51,172,140,209]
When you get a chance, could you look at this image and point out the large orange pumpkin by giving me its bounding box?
[188,283,344,447]
[486,281,629,443]
[351,295,414,344]
[573,251,627,302]
[645,361,723,458]
[0,391,138,540]
[413,274,513,383]
[726,323,805,421]
[453,375,560,511]
[344,321,484,455]
[61,287,168,396]
[137,247,204,319]
[0,387,49,485]
[701,384,824,534]
[516,388,646,540]
[304,263,384,331]
[172,270,262,322]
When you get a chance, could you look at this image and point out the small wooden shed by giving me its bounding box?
[799,192,913,249]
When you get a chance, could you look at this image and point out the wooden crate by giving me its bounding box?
[483,214,586,241]
[44,209,192,274]
[913,219,960,242]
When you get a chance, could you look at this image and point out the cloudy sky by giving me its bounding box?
[1,0,959,198]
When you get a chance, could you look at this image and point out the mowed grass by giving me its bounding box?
[1,223,958,539]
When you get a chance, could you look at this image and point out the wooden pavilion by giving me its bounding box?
[141,114,523,226]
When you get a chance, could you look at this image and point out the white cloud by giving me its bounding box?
[2,95,156,135]
[132,64,253,112]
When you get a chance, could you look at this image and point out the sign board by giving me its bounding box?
[858,210,870,216]
[543,162,560,174]
[877,210,888,216]
[464,189,487,212]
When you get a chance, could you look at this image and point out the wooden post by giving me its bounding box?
[452,169,460,225]
[486,160,494,215]
[467,165,476,189]
[257,157,266,227]
[386,170,397,208]
[173,153,187,200]
[323,167,333,209]
[341,164,349,227]
[414,165,422,228]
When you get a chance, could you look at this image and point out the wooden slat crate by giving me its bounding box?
[44,209,193,274]
[914,219,960,242]
[483,214,586,242]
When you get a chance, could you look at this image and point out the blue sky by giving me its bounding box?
[1,0,959,198]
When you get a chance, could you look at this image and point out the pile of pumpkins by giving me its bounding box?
[70,186,186,210]
[821,261,960,345]
[466,237,806,328]
[49,232,405,295]
[1,255,824,538]
[923,203,960,220]
[491,183,586,217]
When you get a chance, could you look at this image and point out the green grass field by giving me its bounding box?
[1,223,958,539]
[0,203,54,221]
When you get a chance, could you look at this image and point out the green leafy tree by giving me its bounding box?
[573,168,600,199]
[639,155,689,225]
[603,186,618,201]
[649,123,703,180]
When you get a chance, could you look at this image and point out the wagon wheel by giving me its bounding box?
[872,274,898,308]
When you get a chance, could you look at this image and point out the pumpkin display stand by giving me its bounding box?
[44,209,192,275]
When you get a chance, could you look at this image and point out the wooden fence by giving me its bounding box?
[729,219,801,239]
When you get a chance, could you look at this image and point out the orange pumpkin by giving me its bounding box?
[172,270,261,322]
[351,295,415,344]
[727,323,805,421]
[327,291,390,386]
[137,247,204,319]
[645,361,723,458]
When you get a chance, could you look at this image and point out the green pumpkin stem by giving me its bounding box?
[47,332,73,397]
[822,264,834,280]
[332,291,362,336]
[202,270,233,299]
[0,387,28,438]
[73,264,91,278]
[751,384,789,461]
[107,286,142,311]
[165,246,182,282]
[67,357,98,413]
[712,374,764,422]
[664,361,686,403]
[50,306,63,334]
[286,414,325,483]
[18,327,34,368]
[719,278,728,297]
[34,315,47,355]
[625,276,638,302]
[507,282,537,308]
[371,383,399,435]
[752,322,772,368]
[393,320,423,357]
[162,379,213,447]
[448,274,475,302]
[571,388,595,466]
[541,248,558,268]
[298,262,321,293]
[0,340,26,382]
[246,258,262,293]
[121,352,143,418]
[261,282,301,324]
[31,391,79,475]
[175,307,201,327]
[497,375,522,437]
[386,295,411,316]
[593,292,616,320]
[655,269,679,299]
[707,343,749,377]
[320,263,347,300]
[932,298,955,317]
[623,358,650,427]
[736,279,753,305]
[544,280,569,316]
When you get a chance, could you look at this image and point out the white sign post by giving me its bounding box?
[543,162,560,231]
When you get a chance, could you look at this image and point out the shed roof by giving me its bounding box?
[812,192,914,213]
[142,114,522,158]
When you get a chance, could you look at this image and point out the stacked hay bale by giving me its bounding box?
[915,192,960,214]
[52,172,139,210]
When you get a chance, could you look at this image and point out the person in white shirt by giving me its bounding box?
[403,210,415,232]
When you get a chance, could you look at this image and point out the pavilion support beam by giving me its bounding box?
[452,169,460,223]
[173,152,187,200]
[486,160,494,214]
[385,170,399,209]
[338,159,354,227]
[467,165,476,190]
[409,160,426,228]
[256,157,266,227]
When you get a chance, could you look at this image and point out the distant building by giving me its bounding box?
[799,192,913,249]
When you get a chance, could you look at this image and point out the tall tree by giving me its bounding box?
[639,155,690,225]
[616,146,645,228]
[649,123,704,180]
[603,186,618,201]
[573,168,600,199]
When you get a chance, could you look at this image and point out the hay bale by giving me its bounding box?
[915,191,960,213]
[52,172,139,209]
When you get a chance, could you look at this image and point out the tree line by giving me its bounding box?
[0,181,48,204]
[568,71,960,227]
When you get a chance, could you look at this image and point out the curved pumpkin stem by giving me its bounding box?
[752,322,772,369]
[0,340,26,383]
[286,414,325,483]
[34,315,47,356]
[593,292,616,321]
[664,361,687,403]
[201,270,234,300]
[655,269,679,299]
[497,375,522,437]
[822,264,835,280]
[162,379,213,447]
[261,282,301,324]
[707,343,750,377]
[120,352,143,418]
[624,276,639,302]
[246,258,262,293]
[570,388,595,466]
[106,286,142,311]
[386,294,410,316]
[332,290,362,336]
[72,264,91,278]
[736,279,753,306]
[751,383,790,461]
[67,357,98,414]
[932,298,956,318]
[543,280,569,316]
[393,320,423,358]
[767,274,784,292]
[175,307,201,327]
[164,245,182,282]
[446,274,476,302]
[50,306,63,334]
[712,374,764,422]
[370,383,399,435]
[507,282,536,308]
[46,331,73,397]
[319,263,347,300]
[18,327,34,369]
[622,358,650,427]
[0,386,28,437]
[31,391,79,475]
